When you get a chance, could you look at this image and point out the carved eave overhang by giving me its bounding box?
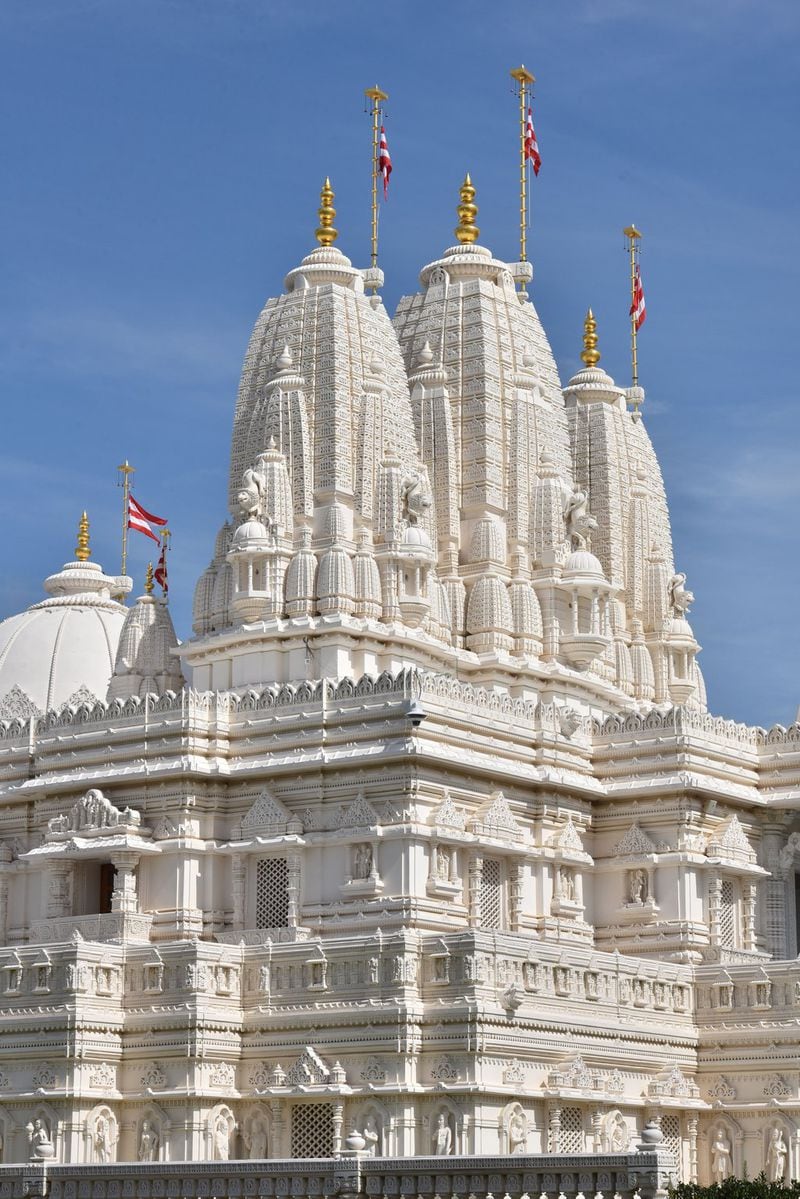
[217,834,305,854]
[600,771,763,807]
[21,833,161,862]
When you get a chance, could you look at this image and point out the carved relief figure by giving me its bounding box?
[557,865,575,901]
[432,1112,453,1155]
[94,1112,112,1162]
[629,869,647,905]
[213,1115,230,1161]
[363,1114,380,1157]
[27,1118,54,1160]
[564,488,597,548]
[436,845,452,882]
[237,454,269,519]
[138,1119,159,1162]
[668,572,695,616]
[508,1108,528,1154]
[354,843,373,880]
[246,1115,269,1160]
[767,1126,788,1183]
[401,469,432,525]
[609,1113,629,1152]
[711,1126,733,1182]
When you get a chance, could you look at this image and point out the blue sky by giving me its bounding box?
[0,0,798,727]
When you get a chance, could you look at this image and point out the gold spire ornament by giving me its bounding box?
[581,308,601,367]
[364,84,388,269]
[75,511,91,562]
[455,174,479,244]
[510,64,535,264]
[144,562,154,596]
[315,178,338,246]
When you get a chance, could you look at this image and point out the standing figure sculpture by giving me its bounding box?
[94,1113,112,1162]
[711,1126,733,1182]
[433,1112,453,1155]
[509,1110,527,1154]
[363,1114,380,1157]
[213,1115,230,1161]
[138,1120,159,1162]
[767,1126,788,1183]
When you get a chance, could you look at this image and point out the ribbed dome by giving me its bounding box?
[0,558,129,716]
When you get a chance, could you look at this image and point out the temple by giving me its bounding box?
[0,168,797,1193]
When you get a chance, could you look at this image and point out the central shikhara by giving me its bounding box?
[0,179,798,1188]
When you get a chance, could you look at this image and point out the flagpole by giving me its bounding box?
[623,225,642,389]
[510,65,535,265]
[117,459,135,578]
[364,84,388,272]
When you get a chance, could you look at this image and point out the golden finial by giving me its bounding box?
[144,562,154,595]
[581,308,601,367]
[75,511,91,562]
[315,177,338,246]
[455,173,479,245]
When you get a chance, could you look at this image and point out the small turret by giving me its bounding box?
[108,570,184,701]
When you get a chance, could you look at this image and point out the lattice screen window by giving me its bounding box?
[720,879,738,947]
[255,858,289,929]
[560,1106,584,1153]
[661,1113,681,1169]
[291,1103,334,1158]
[481,857,505,930]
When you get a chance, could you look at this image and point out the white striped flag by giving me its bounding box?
[379,124,392,198]
[524,106,541,176]
[128,495,167,544]
[631,263,646,330]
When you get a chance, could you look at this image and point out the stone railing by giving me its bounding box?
[0,1149,676,1199]
[28,911,152,945]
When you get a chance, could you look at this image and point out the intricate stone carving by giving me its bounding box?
[285,1047,330,1086]
[47,788,141,835]
[430,1054,459,1083]
[337,794,379,830]
[241,790,303,836]
[0,684,41,720]
[612,822,658,857]
[433,793,467,831]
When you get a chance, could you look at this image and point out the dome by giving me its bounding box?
[0,552,130,717]
[562,549,606,580]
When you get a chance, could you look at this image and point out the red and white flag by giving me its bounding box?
[128,495,167,544]
[378,124,392,199]
[630,263,646,330]
[154,538,168,595]
[524,107,541,176]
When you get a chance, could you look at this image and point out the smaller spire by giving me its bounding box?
[455,174,479,245]
[144,562,154,595]
[75,511,91,562]
[581,308,601,367]
[316,177,338,246]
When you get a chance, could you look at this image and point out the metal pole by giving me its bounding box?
[510,65,535,264]
[117,460,135,578]
[623,224,642,387]
[364,85,388,270]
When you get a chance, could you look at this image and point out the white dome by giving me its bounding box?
[0,557,130,717]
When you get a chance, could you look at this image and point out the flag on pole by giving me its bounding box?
[154,537,168,595]
[378,124,392,199]
[524,106,541,176]
[128,495,167,544]
[630,263,646,330]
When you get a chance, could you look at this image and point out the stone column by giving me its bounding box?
[287,853,301,927]
[269,1100,285,1158]
[110,853,139,913]
[46,862,74,918]
[232,855,246,931]
[687,1115,699,1183]
[332,1102,344,1159]
[708,873,722,948]
[742,881,758,952]
[510,861,524,931]
[591,1107,603,1152]
[468,854,483,928]
[548,1104,561,1154]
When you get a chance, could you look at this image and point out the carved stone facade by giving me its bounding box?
[0,170,797,1188]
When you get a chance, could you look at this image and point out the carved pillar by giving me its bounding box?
[269,1100,284,1159]
[110,853,139,914]
[468,854,483,928]
[687,1115,699,1183]
[232,855,246,931]
[548,1104,561,1154]
[708,873,722,947]
[762,824,789,957]
[287,852,301,927]
[510,861,524,931]
[46,862,74,918]
[0,873,9,943]
[591,1107,603,1152]
[742,880,758,952]
[332,1102,344,1159]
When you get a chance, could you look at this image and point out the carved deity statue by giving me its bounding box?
[213,1115,230,1161]
[354,843,373,880]
[564,488,598,548]
[668,572,695,616]
[436,846,452,882]
[629,868,647,905]
[138,1119,159,1162]
[27,1118,54,1161]
[94,1113,112,1162]
[609,1113,629,1152]
[767,1126,788,1183]
[711,1126,733,1182]
[509,1109,528,1154]
[236,452,271,519]
[433,1112,453,1155]
[401,469,432,526]
[247,1115,269,1160]
[363,1114,380,1157]
[557,865,575,901]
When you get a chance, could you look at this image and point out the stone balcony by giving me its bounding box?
[28,911,153,945]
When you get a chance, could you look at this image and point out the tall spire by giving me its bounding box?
[315,178,338,246]
[75,511,91,562]
[455,174,479,245]
[581,308,601,367]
